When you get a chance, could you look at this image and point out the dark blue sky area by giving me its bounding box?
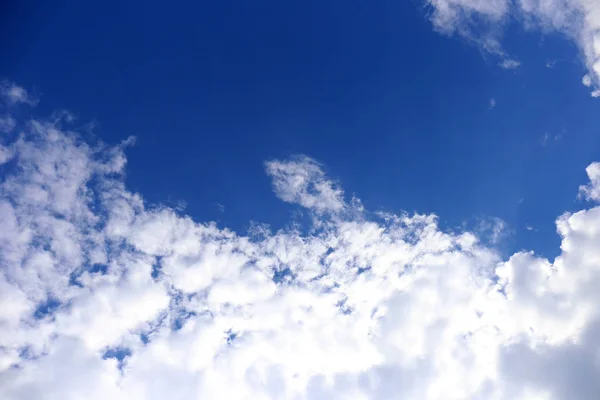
[2,0,599,257]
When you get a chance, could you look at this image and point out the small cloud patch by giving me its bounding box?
[499,59,520,70]
[33,298,61,320]
[102,347,132,371]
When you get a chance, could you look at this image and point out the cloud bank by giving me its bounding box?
[1,83,600,399]
[425,0,600,95]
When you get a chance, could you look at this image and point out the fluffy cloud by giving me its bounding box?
[1,84,600,399]
[579,162,600,201]
[430,0,510,24]
[425,0,600,95]
[499,58,521,69]
[0,115,16,133]
[265,156,345,213]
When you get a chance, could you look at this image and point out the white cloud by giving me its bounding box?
[489,97,497,108]
[579,162,600,201]
[425,0,600,95]
[1,91,600,399]
[499,58,521,69]
[541,131,550,146]
[0,81,38,106]
[265,156,345,213]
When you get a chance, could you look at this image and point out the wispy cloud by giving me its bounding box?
[0,115,16,133]
[579,162,600,202]
[265,155,345,213]
[541,132,550,146]
[425,0,600,96]
[542,131,563,146]
[0,80,38,106]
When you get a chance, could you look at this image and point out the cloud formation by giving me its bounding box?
[265,156,345,213]
[580,162,600,201]
[1,83,600,399]
[425,0,600,95]
[499,58,521,69]
[1,80,38,106]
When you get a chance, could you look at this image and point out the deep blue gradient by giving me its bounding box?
[2,0,599,258]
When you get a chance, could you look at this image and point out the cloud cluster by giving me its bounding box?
[425,0,600,95]
[1,83,600,399]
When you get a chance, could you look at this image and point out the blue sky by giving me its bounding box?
[2,1,600,399]
[2,0,599,258]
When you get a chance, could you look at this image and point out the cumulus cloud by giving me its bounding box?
[425,0,600,95]
[579,162,600,201]
[1,88,600,399]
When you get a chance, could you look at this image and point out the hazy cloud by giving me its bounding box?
[499,58,521,69]
[0,81,38,106]
[265,156,345,213]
